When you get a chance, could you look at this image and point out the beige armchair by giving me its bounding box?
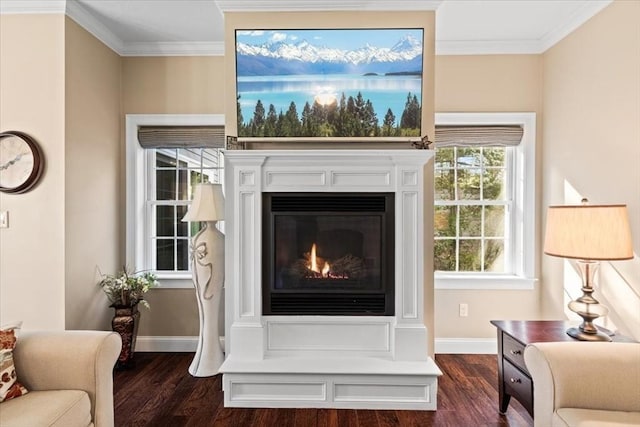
[0,330,121,427]
[524,341,640,427]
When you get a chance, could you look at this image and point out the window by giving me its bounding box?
[126,115,225,288]
[149,147,223,273]
[434,113,536,290]
[435,146,510,272]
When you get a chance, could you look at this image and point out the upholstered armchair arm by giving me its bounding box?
[524,342,640,427]
[13,330,122,427]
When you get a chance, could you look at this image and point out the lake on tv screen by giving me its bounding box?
[237,74,422,127]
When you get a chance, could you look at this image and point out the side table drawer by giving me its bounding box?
[503,333,527,372]
[504,359,533,414]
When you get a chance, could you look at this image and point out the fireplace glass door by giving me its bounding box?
[263,193,394,315]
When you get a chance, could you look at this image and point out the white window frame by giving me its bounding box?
[434,112,537,290]
[126,114,225,289]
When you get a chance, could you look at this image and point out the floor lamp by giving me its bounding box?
[182,183,225,376]
[543,200,633,341]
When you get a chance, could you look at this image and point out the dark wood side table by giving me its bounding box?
[490,320,634,417]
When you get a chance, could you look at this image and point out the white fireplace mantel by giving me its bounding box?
[220,149,441,410]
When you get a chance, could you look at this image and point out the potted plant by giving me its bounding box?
[99,268,159,369]
[99,268,159,309]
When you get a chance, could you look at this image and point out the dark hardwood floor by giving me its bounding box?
[114,353,532,427]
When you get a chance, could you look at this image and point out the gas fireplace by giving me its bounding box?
[222,150,439,410]
[262,192,395,316]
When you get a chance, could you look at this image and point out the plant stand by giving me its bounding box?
[111,304,140,369]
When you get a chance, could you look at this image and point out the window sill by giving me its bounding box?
[435,274,537,290]
[155,274,194,289]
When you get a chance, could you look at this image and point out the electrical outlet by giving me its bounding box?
[0,211,8,228]
[459,303,469,317]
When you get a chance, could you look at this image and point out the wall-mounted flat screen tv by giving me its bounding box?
[235,28,424,139]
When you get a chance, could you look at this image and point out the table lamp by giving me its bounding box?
[543,199,633,341]
[182,183,225,376]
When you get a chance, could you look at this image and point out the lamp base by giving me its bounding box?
[188,221,225,377]
[565,260,612,343]
[566,326,612,342]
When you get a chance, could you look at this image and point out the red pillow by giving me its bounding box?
[0,322,29,402]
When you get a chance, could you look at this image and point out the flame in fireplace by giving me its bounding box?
[309,243,319,273]
[305,243,350,280]
[308,243,331,278]
[286,243,367,283]
[322,262,330,278]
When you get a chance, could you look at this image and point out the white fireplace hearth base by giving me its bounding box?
[220,150,441,410]
[222,356,440,409]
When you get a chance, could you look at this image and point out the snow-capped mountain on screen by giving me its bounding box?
[236,34,423,77]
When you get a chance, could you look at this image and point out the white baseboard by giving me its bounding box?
[135,336,198,352]
[434,338,497,354]
[135,336,497,354]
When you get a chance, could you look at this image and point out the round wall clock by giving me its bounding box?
[0,131,45,194]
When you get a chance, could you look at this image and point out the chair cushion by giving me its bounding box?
[0,390,93,427]
[554,408,640,427]
[0,322,28,402]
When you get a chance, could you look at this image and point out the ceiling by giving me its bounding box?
[1,0,613,56]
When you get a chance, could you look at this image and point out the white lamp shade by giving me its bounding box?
[543,204,633,260]
[182,183,225,222]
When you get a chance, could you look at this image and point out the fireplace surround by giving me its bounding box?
[220,149,441,410]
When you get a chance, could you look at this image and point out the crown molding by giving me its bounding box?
[2,0,222,56]
[0,1,125,54]
[437,0,612,56]
[0,0,66,14]
[121,41,225,57]
[436,39,543,56]
[538,0,612,53]
[2,0,611,57]
[216,0,442,13]
[66,0,124,54]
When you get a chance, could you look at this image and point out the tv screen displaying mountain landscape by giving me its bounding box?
[235,28,424,138]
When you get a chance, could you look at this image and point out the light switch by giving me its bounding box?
[459,303,469,317]
[0,211,8,228]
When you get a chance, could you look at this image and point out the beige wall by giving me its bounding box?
[123,57,225,114]
[64,18,122,330]
[434,55,544,338]
[0,15,123,331]
[122,56,225,336]
[542,0,640,339]
[0,14,66,330]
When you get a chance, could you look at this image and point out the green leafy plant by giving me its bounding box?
[99,268,159,309]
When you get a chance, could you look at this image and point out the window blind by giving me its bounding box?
[434,125,524,147]
[137,126,225,149]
